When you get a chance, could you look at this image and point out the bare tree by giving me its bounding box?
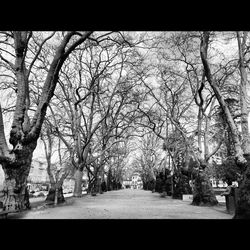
[200,31,250,218]
[43,33,145,197]
[40,120,73,204]
[135,32,227,204]
[0,31,93,212]
[237,31,250,154]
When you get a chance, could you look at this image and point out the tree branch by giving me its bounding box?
[27,31,56,79]
[0,104,15,162]
[200,31,246,164]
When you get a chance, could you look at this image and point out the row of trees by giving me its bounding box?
[0,31,250,218]
[0,31,144,210]
[38,34,144,201]
[123,32,250,218]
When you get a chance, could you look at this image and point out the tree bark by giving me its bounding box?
[45,184,65,204]
[99,167,105,193]
[73,168,83,197]
[1,145,34,212]
[234,154,250,218]
[237,31,250,155]
[90,167,99,196]
[91,177,98,196]
[97,153,105,194]
[45,166,70,204]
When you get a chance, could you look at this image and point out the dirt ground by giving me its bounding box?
[7,189,233,219]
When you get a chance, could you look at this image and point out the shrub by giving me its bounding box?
[206,157,243,185]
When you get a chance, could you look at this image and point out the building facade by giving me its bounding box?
[122,172,143,189]
[28,159,49,184]
[131,173,143,189]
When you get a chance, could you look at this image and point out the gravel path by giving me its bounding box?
[8,189,233,219]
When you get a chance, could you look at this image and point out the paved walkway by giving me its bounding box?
[8,189,233,219]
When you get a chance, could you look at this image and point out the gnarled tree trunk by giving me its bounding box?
[1,143,35,212]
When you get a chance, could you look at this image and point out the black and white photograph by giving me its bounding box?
[0,31,249,221]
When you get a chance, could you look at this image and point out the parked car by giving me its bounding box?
[63,188,72,194]
[32,191,48,198]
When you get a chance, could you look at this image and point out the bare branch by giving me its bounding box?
[27,31,56,79]
[0,53,15,70]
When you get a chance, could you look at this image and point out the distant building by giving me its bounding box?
[28,159,49,184]
[0,160,48,191]
[122,172,143,189]
[1,161,49,191]
[131,172,143,189]
[123,179,132,188]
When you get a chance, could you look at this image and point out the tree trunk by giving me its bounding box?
[54,187,58,205]
[107,168,112,191]
[86,177,94,194]
[233,32,250,219]
[91,175,98,196]
[98,166,104,194]
[200,32,246,165]
[73,168,83,197]
[191,166,218,206]
[45,184,65,204]
[1,158,32,212]
[234,154,250,219]
[237,31,250,155]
